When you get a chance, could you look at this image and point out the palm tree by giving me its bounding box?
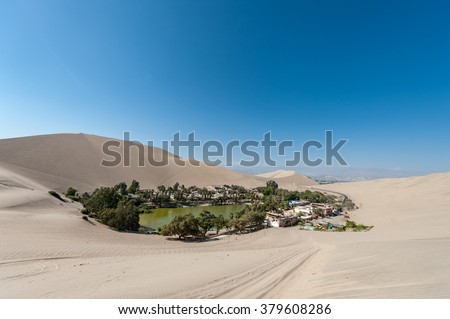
[157,185,166,196]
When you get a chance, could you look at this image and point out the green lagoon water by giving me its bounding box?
[139,205,246,229]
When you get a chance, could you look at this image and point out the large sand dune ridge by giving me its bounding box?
[0,133,317,192]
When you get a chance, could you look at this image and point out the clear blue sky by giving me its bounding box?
[1,0,449,177]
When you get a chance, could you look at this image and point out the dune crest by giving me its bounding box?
[257,170,317,187]
[0,134,316,192]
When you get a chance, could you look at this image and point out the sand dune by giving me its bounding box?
[257,170,317,187]
[275,173,450,298]
[0,168,449,298]
[0,167,317,298]
[0,134,316,193]
[0,134,449,298]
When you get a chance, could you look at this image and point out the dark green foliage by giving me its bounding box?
[66,187,80,201]
[159,213,200,239]
[214,215,229,234]
[78,182,146,232]
[141,191,151,200]
[48,190,65,202]
[98,200,140,231]
[127,196,143,207]
[197,211,217,237]
[284,191,302,201]
[84,187,121,215]
[230,212,248,232]
[66,187,78,197]
[82,216,89,221]
[128,179,140,194]
[250,195,288,214]
[261,180,279,196]
[246,210,266,230]
[230,208,266,232]
[75,178,338,237]
[80,192,91,204]
[114,182,128,196]
[298,190,335,203]
[67,195,80,202]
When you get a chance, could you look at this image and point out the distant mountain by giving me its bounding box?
[310,168,424,183]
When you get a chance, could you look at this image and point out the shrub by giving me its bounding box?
[345,220,372,232]
[82,216,89,221]
[67,195,80,202]
[80,192,91,204]
[66,187,78,197]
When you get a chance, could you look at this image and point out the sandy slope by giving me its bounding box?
[0,134,316,192]
[275,173,450,298]
[0,139,449,297]
[0,167,317,298]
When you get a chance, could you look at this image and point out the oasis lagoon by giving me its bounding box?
[139,205,246,229]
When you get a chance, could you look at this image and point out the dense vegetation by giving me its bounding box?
[98,200,140,231]
[69,180,144,232]
[68,179,340,234]
[159,207,266,240]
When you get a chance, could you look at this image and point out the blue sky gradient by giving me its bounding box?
[1,0,449,176]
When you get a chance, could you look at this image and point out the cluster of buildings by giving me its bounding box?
[266,200,344,229]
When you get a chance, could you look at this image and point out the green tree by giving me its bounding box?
[128,179,140,194]
[197,211,217,237]
[262,180,279,196]
[98,200,140,231]
[114,182,128,196]
[247,211,266,230]
[80,192,91,204]
[230,214,249,232]
[84,187,121,215]
[214,215,229,234]
[159,213,199,240]
[157,185,166,195]
[229,209,248,232]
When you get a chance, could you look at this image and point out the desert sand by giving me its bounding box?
[0,134,317,193]
[0,166,317,298]
[0,134,449,298]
